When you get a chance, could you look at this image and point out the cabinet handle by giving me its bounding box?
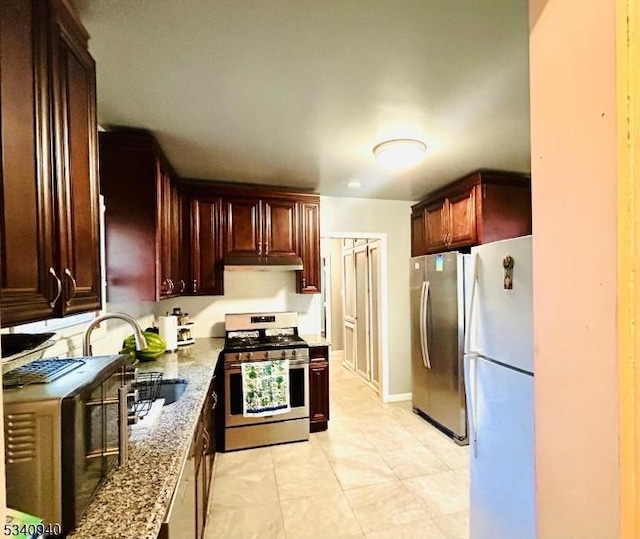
[64,268,77,305]
[48,267,62,308]
[193,279,198,293]
[302,278,306,289]
[264,241,269,256]
[179,279,186,293]
[211,391,218,411]
[167,278,175,294]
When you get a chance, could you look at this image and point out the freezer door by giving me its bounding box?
[423,252,466,439]
[410,256,429,414]
[469,356,535,539]
[470,236,533,373]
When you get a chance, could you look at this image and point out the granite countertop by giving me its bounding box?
[300,334,331,347]
[68,338,224,539]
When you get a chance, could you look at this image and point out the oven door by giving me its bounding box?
[225,358,309,427]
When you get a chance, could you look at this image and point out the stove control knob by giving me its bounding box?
[248,352,253,360]
[236,353,241,360]
[281,351,286,358]
[292,350,297,357]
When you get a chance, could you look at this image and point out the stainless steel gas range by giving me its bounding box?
[220,312,310,451]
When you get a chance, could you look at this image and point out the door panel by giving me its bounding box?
[264,199,298,257]
[425,200,448,252]
[369,244,380,386]
[354,247,369,379]
[410,256,429,414]
[449,186,477,248]
[470,358,535,539]
[225,197,262,256]
[51,10,101,315]
[0,0,57,324]
[424,252,466,438]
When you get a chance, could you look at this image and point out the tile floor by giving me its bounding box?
[205,352,469,539]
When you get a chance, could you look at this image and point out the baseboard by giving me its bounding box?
[387,392,412,403]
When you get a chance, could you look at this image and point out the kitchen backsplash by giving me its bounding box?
[153,271,321,338]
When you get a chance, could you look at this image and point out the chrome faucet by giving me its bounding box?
[82,312,148,356]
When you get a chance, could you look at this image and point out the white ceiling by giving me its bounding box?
[75,0,531,201]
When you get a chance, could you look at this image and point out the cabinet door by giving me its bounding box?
[50,0,101,316]
[263,198,299,257]
[170,179,182,292]
[0,0,58,325]
[448,186,477,248]
[225,197,262,256]
[424,199,448,253]
[309,346,330,432]
[190,196,224,295]
[297,201,321,293]
[411,209,427,257]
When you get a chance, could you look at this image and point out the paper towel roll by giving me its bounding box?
[158,315,178,351]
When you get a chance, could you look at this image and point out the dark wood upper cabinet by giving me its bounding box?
[297,201,321,294]
[224,195,299,259]
[0,0,100,326]
[225,197,263,257]
[99,130,184,302]
[50,0,101,316]
[411,170,532,256]
[189,195,224,295]
[183,182,321,295]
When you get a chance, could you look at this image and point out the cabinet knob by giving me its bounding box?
[48,267,62,308]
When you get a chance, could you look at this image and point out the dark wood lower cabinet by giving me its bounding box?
[159,377,217,539]
[309,345,330,433]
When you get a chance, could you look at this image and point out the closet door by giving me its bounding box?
[354,245,370,380]
[368,242,381,388]
[342,247,356,370]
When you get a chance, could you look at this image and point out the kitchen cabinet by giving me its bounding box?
[188,195,224,295]
[99,130,186,301]
[411,170,532,255]
[309,345,330,432]
[0,0,101,326]
[159,376,217,539]
[183,181,321,295]
[297,201,321,294]
[224,195,299,259]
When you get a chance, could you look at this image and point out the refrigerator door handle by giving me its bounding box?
[464,352,479,457]
[420,280,432,369]
[464,253,478,355]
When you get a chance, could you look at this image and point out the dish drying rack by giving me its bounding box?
[132,371,163,420]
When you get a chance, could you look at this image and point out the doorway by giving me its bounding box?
[321,236,383,395]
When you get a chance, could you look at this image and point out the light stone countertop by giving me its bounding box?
[300,334,331,348]
[67,338,224,539]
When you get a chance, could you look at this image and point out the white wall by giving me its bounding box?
[529,0,620,536]
[155,272,322,338]
[320,195,413,396]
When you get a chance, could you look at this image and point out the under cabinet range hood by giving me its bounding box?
[224,255,304,271]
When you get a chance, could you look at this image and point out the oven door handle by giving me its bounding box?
[227,359,309,369]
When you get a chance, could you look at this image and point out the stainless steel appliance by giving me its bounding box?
[411,252,470,444]
[3,354,132,536]
[220,312,309,451]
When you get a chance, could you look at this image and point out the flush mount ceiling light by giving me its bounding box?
[372,138,427,170]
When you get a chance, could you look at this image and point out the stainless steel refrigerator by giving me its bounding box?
[410,251,470,444]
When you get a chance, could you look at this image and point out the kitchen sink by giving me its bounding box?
[156,378,188,405]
